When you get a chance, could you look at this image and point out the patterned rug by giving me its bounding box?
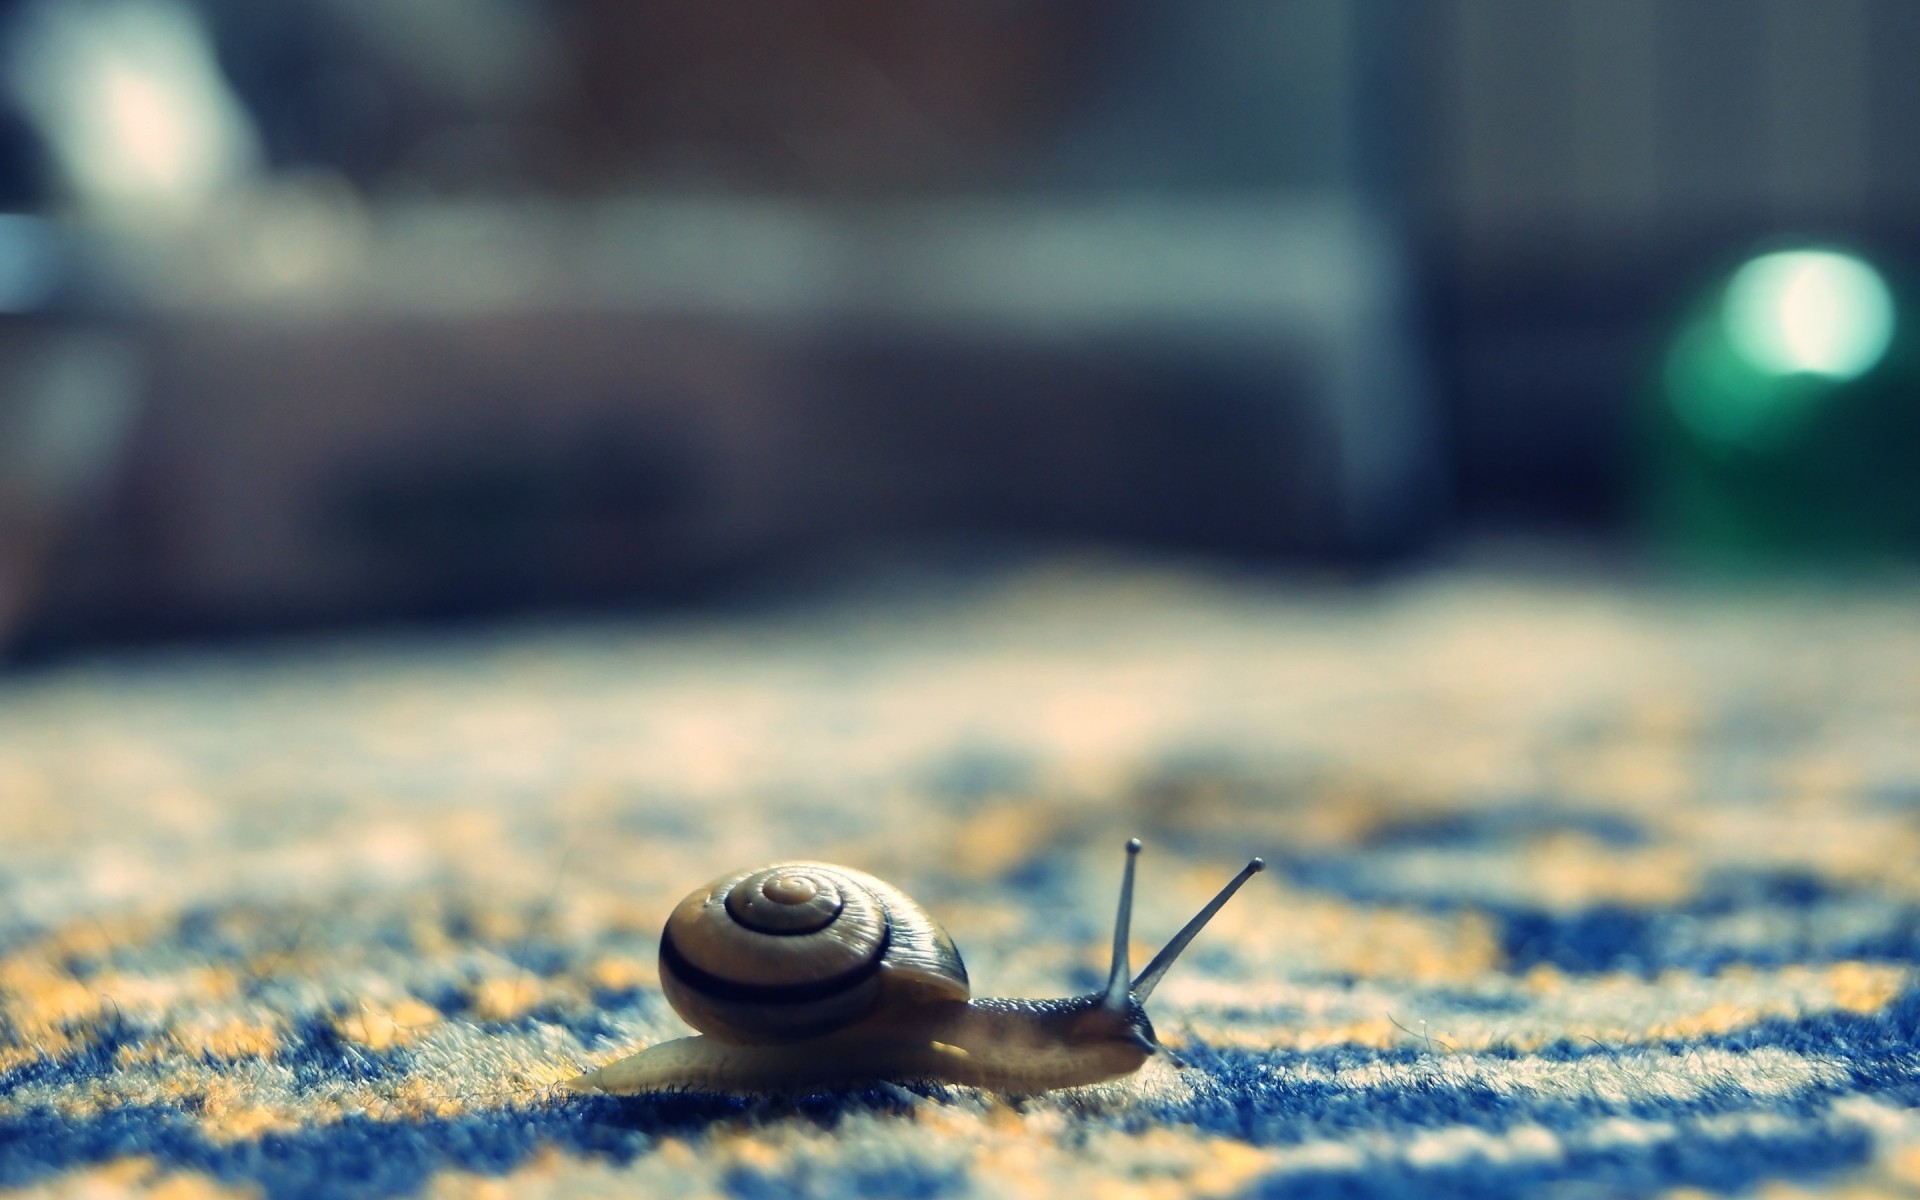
[3,561,1918,1198]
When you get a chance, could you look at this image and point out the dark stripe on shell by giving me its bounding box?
[659,918,892,1005]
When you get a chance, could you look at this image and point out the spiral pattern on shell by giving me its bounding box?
[658,862,969,1043]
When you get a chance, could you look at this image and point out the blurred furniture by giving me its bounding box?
[26,195,1432,648]
[9,2,1439,653]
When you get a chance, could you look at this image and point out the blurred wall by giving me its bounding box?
[1418,0,1920,528]
[4,0,1918,654]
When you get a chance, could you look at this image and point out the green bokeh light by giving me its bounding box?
[1668,248,1898,451]
[1650,242,1920,568]
[1722,249,1894,380]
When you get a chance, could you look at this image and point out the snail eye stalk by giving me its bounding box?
[1102,838,1143,1013]
[1130,857,1265,1002]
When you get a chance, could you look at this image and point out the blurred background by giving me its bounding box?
[2,0,1918,660]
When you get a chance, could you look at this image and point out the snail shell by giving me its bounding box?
[659,861,970,1044]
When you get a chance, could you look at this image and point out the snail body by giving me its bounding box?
[568,840,1263,1095]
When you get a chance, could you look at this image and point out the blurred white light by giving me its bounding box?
[3,0,259,219]
[1723,250,1895,381]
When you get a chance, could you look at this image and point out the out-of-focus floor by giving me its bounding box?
[2,560,1918,1198]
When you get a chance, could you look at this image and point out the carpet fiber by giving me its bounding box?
[3,563,1918,1197]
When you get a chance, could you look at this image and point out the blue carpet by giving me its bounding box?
[2,564,1917,1196]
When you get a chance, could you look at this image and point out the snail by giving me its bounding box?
[568,838,1264,1094]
